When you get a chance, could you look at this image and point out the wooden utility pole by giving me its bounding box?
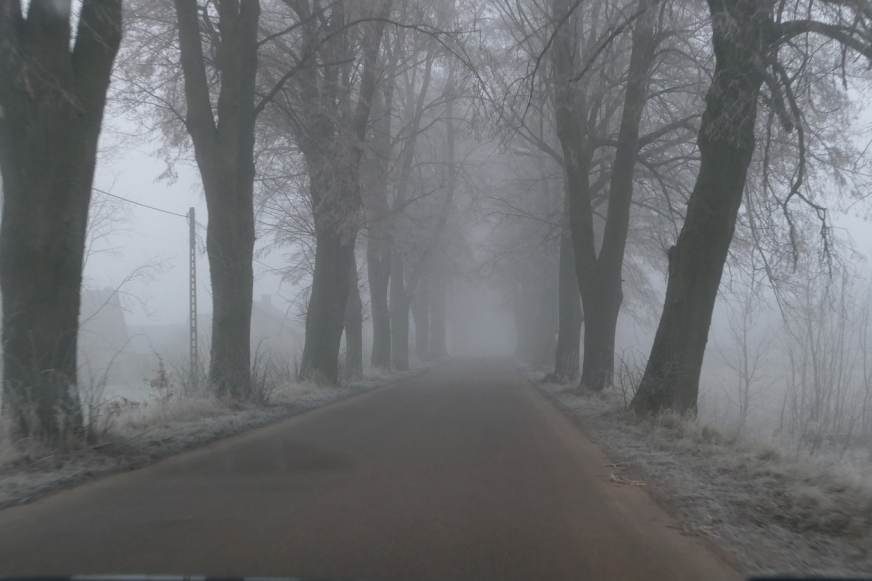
[188,207,198,384]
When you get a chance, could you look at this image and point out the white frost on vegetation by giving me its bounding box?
[0,369,420,510]
[530,371,872,577]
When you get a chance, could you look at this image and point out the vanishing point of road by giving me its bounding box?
[0,360,739,581]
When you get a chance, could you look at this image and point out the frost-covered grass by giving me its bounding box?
[530,372,872,576]
[0,368,420,511]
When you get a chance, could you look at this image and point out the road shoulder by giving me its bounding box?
[527,370,872,577]
[520,376,743,581]
[0,369,427,511]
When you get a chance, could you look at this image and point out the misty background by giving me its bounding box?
[4,0,872,456]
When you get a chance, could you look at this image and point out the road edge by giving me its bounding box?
[517,366,747,577]
[0,366,433,512]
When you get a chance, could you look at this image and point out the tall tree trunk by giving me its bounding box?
[579,3,656,390]
[390,252,410,371]
[386,48,435,370]
[632,0,765,414]
[300,161,360,383]
[364,78,394,370]
[551,0,593,374]
[175,0,259,398]
[412,279,430,360]
[578,285,619,388]
[207,211,255,397]
[0,0,122,440]
[551,209,582,382]
[552,0,656,391]
[428,275,447,360]
[343,252,363,380]
[298,5,389,383]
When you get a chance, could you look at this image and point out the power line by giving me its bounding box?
[93,187,211,232]
[93,187,191,220]
[92,187,278,272]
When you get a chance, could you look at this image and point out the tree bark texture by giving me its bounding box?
[551,0,656,391]
[297,2,390,383]
[343,253,363,380]
[175,0,259,399]
[632,0,766,414]
[0,0,122,440]
[551,208,583,382]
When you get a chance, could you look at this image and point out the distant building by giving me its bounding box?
[78,288,153,386]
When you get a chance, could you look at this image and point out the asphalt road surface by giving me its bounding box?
[0,360,739,581]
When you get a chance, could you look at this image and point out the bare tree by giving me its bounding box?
[385,1,467,369]
[389,33,437,371]
[552,0,661,391]
[632,0,872,414]
[117,0,319,397]
[173,1,261,398]
[281,0,391,383]
[490,0,580,380]
[363,53,397,370]
[779,265,866,453]
[492,0,701,386]
[0,0,123,441]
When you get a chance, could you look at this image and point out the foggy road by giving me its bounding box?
[0,361,738,581]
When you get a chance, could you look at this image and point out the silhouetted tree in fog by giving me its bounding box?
[493,0,702,387]
[174,0,260,398]
[363,52,397,370]
[0,0,122,440]
[118,0,350,397]
[283,0,390,383]
[552,0,661,391]
[633,0,872,414]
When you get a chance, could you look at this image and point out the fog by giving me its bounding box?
[83,111,872,455]
[13,1,872,577]
[1,0,872,461]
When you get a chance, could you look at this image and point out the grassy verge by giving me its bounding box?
[531,372,872,576]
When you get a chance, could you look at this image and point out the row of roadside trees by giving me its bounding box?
[4,0,872,443]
